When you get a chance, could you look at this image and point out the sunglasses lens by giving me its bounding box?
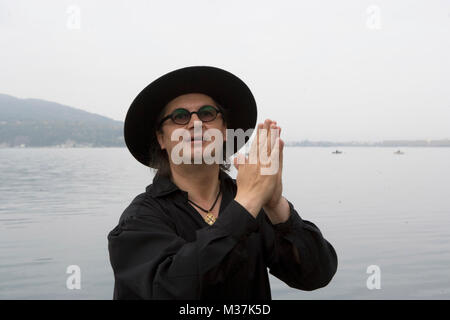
[198,105,217,122]
[172,109,190,124]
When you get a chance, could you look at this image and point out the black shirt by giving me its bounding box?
[107,170,338,300]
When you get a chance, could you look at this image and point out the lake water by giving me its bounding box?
[1,147,449,299]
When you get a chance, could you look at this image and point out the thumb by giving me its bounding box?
[233,155,240,170]
[234,153,247,170]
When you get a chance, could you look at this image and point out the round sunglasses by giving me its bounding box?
[158,105,222,127]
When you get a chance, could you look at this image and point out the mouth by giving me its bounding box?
[190,136,206,142]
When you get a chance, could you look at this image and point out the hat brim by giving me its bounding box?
[124,66,258,167]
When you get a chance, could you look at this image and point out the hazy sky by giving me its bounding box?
[1,0,449,142]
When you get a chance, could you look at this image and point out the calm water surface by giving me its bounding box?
[1,147,449,299]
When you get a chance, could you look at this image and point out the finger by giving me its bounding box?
[259,122,270,165]
[279,138,284,174]
[264,119,273,149]
[249,124,261,154]
[270,136,280,159]
[270,124,279,151]
[268,121,279,154]
[233,155,239,170]
[249,124,262,164]
[263,119,272,151]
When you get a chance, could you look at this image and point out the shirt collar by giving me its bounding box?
[146,169,232,198]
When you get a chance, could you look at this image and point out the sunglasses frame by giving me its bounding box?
[158,105,222,128]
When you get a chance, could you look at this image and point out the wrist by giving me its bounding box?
[264,195,284,210]
[234,192,263,218]
[264,196,290,224]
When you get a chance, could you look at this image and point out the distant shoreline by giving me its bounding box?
[285,140,450,147]
[2,139,450,148]
[1,145,450,149]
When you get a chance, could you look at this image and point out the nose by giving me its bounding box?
[187,112,202,128]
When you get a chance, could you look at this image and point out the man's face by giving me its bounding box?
[156,93,227,164]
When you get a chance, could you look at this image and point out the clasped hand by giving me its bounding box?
[234,119,290,224]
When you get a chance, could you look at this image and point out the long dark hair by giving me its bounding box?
[149,99,231,177]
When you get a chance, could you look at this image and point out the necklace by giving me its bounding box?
[187,186,221,225]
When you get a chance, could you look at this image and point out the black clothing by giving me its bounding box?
[107,170,338,300]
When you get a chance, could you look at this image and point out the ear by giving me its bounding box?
[156,130,166,150]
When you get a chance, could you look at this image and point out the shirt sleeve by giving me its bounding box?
[261,199,338,291]
[107,199,258,299]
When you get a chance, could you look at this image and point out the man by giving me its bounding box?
[107,66,338,299]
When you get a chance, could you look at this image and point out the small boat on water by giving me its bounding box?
[394,150,404,155]
[332,150,342,154]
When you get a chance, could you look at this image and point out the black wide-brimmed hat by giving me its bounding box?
[124,66,258,167]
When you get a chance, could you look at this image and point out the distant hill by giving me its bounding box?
[0,93,125,147]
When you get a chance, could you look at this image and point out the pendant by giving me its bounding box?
[204,213,216,225]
